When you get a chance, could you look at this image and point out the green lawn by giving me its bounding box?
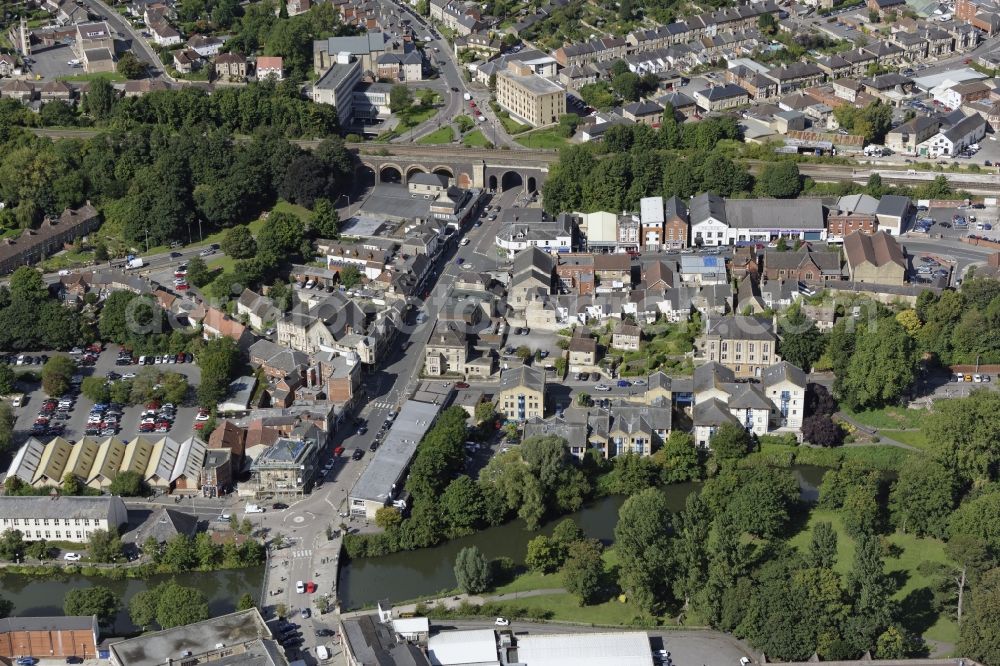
[207,254,237,275]
[843,406,928,430]
[516,128,569,149]
[789,509,958,649]
[190,200,311,248]
[462,130,492,147]
[880,429,931,451]
[417,126,455,144]
[494,592,658,626]
[497,113,530,135]
[399,105,439,130]
[747,441,913,471]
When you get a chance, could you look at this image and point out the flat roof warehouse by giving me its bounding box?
[349,399,444,512]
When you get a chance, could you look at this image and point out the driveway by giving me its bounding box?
[24,43,80,81]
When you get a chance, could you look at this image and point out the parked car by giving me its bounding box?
[63,552,82,561]
[495,617,510,626]
[352,448,364,460]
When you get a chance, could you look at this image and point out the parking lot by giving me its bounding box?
[11,345,203,446]
[23,43,82,81]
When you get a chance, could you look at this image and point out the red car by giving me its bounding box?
[333,446,345,456]
[305,581,317,593]
[147,401,161,410]
[176,282,189,290]
[455,382,470,389]
[139,423,156,432]
[193,422,206,430]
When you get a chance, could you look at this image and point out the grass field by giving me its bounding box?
[844,406,928,430]
[191,200,311,248]
[880,429,931,451]
[497,114,530,135]
[417,126,455,144]
[462,130,492,147]
[789,509,958,649]
[494,592,656,626]
[516,128,569,149]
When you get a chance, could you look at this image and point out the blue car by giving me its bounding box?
[16,657,38,666]
[617,380,631,388]
[456,257,464,265]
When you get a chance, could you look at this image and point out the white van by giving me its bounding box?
[245,504,265,513]
[138,355,147,365]
[317,645,330,660]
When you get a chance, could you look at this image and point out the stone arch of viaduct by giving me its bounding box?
[358,157,548,193]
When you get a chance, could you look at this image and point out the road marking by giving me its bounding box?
[292,549,312,558]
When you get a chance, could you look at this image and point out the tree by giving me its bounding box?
[926,390,1000,485]
[310,198,339,238]
[949,491,1000,553]
[129,589,159,630]
[81,377,112,405]
[778,308,825,371]
[339,264,361,289]
[41,355,76,396]
[374,506,402,529]
[673,492,710,610]
[64,587,121,627]
[710,423,752,460]
[842,474,882,538]
[0,403,13,454]
[652,431,702,483]
[87,529,123,563]
[552,519,585,547]
[186,255,211,287]
[83,77,116,120]
[755,161,801,198]
[116,52,147,79]
[454,546,491,594]
[236,593,255,611]
[865,173,885,197]
[563,538,605,605]
[440,475,484,536]
[109,470,146,497]
[0,364,15,394]
[802,414,844,447]
[62,472,82,496]
[846,533,896,652]
[196,336,240,407]
[256,211,304,262]
[807,521,838,569]
[0,529,24,561]
[957,569,1000,666]
[220,225,257,259]
[944,534,992,624]
[525,535,564,574]
[888,458,955,538]
[757,12,778,34]
[25,539,52,561]
[614,488,675,614]
[153,580,210,629]
[474,401,496,425]
[837,318,916,411]
[0,594,10,619]
[389,85,413,114]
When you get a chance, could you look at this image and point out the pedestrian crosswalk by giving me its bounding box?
[369,401,394,410]
[292,549,312,558]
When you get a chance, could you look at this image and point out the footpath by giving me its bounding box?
[341,588,568,619]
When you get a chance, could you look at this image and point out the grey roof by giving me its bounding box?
[942,113,985,142]
[341,614,429,666]
[761,361,807,388]
[316,31,391,56]
[409,172,448,187]
[499,364,546,394]
[724,199,825,230]
[689,192,727,224]
[695,83,748,101]
[0,495,126,520]
[693,361,736,393]
[726,383,772,410]
[314,60,360,91]
[128,507,198,544]
[693,397,740,427]
[663,195,688,221]
[704,315,778,341]
[350,399,443,503]
[836,193,880,215]
[875,194,911,220]
[658,91,696,108]
[524,416,589,448]
[108,610,282,666]
[609,404,672,433]
[254,436,315,467]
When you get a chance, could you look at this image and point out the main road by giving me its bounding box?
[86,0,173,80]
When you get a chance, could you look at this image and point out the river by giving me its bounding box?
[338,465,828,609]
[0,567,264,634]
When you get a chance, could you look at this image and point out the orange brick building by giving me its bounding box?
[0,616,98,660]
